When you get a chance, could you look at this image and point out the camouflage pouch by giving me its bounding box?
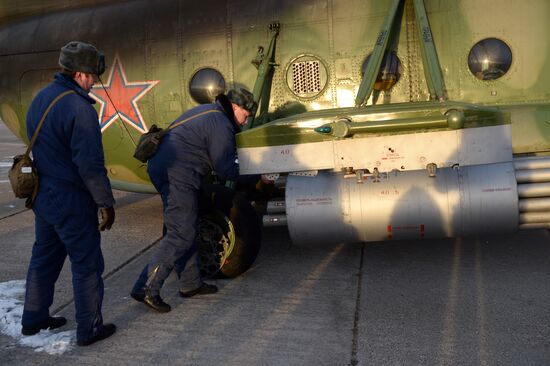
[8,153,39,208]
[133,124,166,163]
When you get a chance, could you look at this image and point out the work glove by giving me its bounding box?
[98,206,115,231]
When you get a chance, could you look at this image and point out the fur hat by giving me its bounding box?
[58,41,105,75]
[227,88,257,114]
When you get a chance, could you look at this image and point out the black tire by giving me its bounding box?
[197,187,262,278]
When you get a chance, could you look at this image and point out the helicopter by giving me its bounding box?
[1,0,549,277]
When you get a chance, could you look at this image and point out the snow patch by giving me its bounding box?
[0,280,75,355]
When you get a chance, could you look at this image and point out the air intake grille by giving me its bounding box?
[286,54,327,99]
[292,60,321,94]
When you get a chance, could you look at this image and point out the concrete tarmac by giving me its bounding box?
[1,122,549,365]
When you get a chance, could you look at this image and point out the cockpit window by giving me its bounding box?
[189,68,226,104]
[468,38,512,81]
[361,51,402,91]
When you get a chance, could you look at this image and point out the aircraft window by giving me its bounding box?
[361,51,402,91]
[286,54,328,99]
[468,38,512,81]
[189,68,226,104]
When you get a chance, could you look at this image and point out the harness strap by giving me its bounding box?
[168,109,223,131]
[25,90,75,156]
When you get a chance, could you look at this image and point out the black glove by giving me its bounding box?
[98,206,115,231]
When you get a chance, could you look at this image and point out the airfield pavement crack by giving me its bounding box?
[0,208,29,221]
[350,243,365,366]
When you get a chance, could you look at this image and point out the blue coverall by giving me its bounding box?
[22,73,115,342]
[132,100,244,296]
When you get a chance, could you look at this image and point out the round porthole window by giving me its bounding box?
[189,68,226,104]
[285,54,328,99]
[360,50,402,91]
[468,38,512,81]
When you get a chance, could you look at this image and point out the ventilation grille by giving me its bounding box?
[292,60,321,94]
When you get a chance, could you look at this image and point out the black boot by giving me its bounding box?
[21,316,67,336]
[142,265,171,313]
[143,294,171,313]
[77,323,117,346]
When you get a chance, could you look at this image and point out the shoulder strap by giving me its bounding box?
[25,90,75,156]
[167,109,223,131]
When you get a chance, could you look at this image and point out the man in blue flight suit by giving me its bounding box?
[21,41,117,346]
[130,88,258,313]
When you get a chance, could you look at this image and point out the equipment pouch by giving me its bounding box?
[133,109,222,163]
[133,124,167,163]
[8,154,39,208]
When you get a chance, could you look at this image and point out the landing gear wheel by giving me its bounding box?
[197,212,235,278]
[197,191,262,278]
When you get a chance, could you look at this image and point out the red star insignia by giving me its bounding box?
[90,56,158,133]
